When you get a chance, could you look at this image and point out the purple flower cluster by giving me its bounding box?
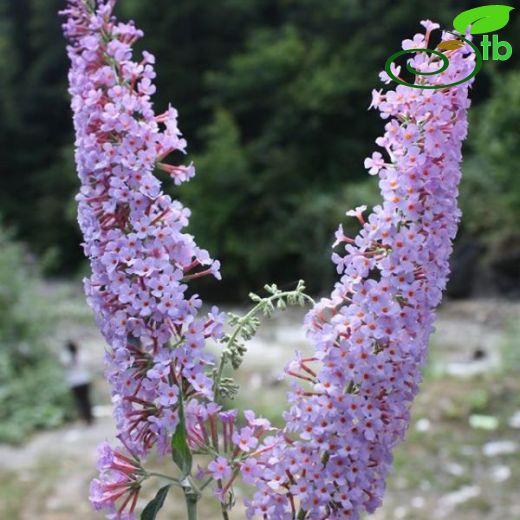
[90,443,145,518]
[63,3,475,518]
[187,404,273,503]
[244,22,475,519]
[62,0,223,515]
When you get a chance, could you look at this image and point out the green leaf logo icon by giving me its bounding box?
[453,5,514,35]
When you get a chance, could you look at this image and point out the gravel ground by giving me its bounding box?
[1,283,519,519]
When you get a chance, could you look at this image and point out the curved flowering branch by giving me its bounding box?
[61,0,226,516]
[62,2,311,518]
[244,21,475,520]
[62,2,475,519]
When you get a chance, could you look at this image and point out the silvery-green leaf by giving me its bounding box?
[141,485,171,520]
[171,401,192,477]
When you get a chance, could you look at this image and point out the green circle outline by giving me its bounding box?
[384,32,483,90]
[404,49,449,76]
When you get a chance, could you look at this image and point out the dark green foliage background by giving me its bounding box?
[0,0,519,298]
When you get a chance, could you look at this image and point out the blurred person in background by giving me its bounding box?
[60,340,94,425]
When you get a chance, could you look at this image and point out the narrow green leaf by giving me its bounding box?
[141,485,171,520]
[171,400,192,477]
[453,5,514,35]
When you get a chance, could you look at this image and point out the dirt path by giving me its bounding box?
[1,295,519,519]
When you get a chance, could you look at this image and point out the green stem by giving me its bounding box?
[217,479,230,520]
[147,472,180,484]
[180,477,200,520]
[199,477,213,491]
[185,493,198,520]
[214,289,315,399]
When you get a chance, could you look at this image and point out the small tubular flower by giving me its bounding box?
[90,442,145,519]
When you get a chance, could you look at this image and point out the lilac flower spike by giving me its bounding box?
[62,0,222,516]
[245,23,475,520]
[63,3,475,518]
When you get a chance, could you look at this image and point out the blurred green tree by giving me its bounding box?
[462,70,520,239]
[0,0,81,272]
[0,0,518,297]
[459,70,520,294]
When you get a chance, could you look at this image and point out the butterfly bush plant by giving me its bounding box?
[61,1,476,519]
